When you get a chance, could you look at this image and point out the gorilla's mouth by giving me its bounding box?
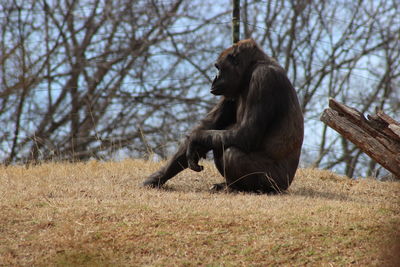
[210,86,223,95]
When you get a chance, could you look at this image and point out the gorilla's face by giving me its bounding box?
[211,53,241,97]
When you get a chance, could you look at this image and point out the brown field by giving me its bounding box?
[0,159,399,266]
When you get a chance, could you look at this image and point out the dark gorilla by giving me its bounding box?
[143,39,304,193]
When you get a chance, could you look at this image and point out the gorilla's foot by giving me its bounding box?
[142,171,165,188]
[209,182,228,193]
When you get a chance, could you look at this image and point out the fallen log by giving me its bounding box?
[320,98,400,179]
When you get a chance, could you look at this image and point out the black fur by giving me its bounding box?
[143,39,304,193]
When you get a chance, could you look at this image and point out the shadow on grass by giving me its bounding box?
[49,249,114,266]
[148,183,292,196]
[290,186,352,202]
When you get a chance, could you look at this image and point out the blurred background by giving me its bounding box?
[0,0,399,179]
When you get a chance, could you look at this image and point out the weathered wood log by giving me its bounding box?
[320,98,400,179]
[368,109,400,141]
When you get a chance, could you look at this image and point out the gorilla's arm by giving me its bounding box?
[143,98,236,187]
[187,66,292,171]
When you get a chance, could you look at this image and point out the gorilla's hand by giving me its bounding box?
[186,140,204,172]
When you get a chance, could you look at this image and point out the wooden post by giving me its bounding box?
[320,98,400,179]
[232,0,240,43]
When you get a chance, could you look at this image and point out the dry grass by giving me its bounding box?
[0,159,399,266]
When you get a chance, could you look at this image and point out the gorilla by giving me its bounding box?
[143,39,304,193]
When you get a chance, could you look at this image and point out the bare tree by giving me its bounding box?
[1,0,399,179]
[0,0,229,162]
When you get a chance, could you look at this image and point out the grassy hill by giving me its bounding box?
[0,159,399,266]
